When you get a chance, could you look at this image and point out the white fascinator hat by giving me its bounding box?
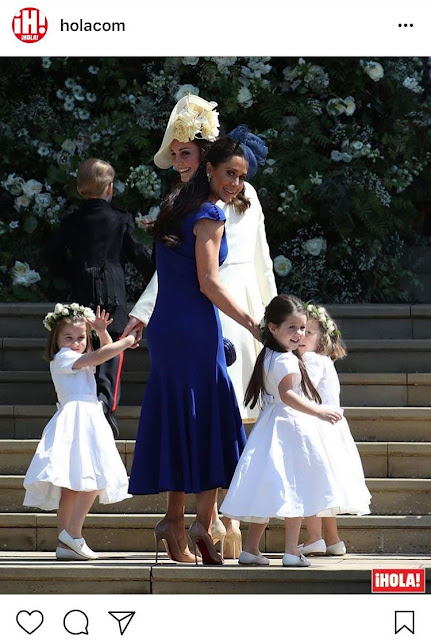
[154,94,220,169]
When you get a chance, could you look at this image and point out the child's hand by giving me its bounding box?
[316,405,343,424]
[87,306,114,334]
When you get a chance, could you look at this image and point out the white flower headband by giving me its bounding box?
[173,100,220,144]
[306,303,338,337]
[43,302,95,331]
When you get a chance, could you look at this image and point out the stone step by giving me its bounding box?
[2,439,431,479]
[4,337,431,374]
[1,406,430,441]
[1,372,430,406]
[1,513,431,557]
[0,552,430,594]
[2,303,431,340]
[1,476,430,515]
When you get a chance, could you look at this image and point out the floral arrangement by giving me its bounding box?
[1,56,431,304]
[172,98,220,143]
[43,302,95,331]
[306,303,338,337]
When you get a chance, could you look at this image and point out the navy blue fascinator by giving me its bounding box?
[227,125,268,179]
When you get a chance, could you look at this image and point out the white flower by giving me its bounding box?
[56,89,66,100]
[70,303,80,311]
[402,77,423,94]
[238,86,253,108]
[326,98,346,116]
[73,87,85,101]
[88,65,99,75]
[35,193,52,209]
[41,57,51,69]
[22,179,43,197]
[351,140,363,151]
[343,96,356,115]
[77,108,90,120]
[211,57,237,74]
[37,145,50,157]
[9,221,19,229]
[90,133,101,143]
[54,303,64,314]
[114,179,126,194]
[182,57,199,66]
[331,150,343,162]
[12,261,41,287]
[303,238,327,256]
[172,102,219,143]
[273,255,293,277]
[64,77,76,89]
[174,84,200,101]
[61,139,77,153]
[363,61,384,82]
[64,97,75,111]
[61,308,70,315]
[14,195,31,210]
[309,172,323,185]
[3,173,25,196]
[86,92,97,103]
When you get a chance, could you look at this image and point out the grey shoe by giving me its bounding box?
[238,550,270,566]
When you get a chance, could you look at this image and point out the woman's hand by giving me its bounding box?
[316,405,343,424]
[249,321,262,341]
[120,316,144,348]
[87,306,114,335]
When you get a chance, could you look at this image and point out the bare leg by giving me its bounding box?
[195,489,218,532]
[211,491,219,526]
[57,488,77,538]
[304,515,323,544]
[322,517,341,546]
[67,490,99,538]
[164,490,193,558]
[243,522,267,556]
[284,517,302,556]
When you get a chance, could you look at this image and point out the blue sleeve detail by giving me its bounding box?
[193,202,226,224]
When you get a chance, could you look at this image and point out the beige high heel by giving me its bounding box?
[189,521,223,566]
[154,519,195,564]
[223,522,242,560]
[211,519,226,560]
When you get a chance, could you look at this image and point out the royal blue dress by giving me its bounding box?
[129,202,246,495]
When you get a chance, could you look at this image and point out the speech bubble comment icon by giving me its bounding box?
[16,610,44,635]
[63,610,89,635]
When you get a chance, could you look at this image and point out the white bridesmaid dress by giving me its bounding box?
[23,347,132,511]
[130,182,277,420]
[220,349,355,523]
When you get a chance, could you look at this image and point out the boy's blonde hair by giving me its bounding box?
[77,158,115,198]
[306,304,347,361]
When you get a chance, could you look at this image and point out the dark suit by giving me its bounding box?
[49,198,154,416]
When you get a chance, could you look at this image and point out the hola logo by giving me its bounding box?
[12,8,48,43]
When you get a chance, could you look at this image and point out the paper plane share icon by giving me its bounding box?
[108,611,136,636]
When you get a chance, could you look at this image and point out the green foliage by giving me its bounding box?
[1,56,430,302]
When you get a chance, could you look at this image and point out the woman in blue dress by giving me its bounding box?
[128,137,262,564]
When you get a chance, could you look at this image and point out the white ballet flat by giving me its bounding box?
[325,541,346,556]
[282,553,311,567]
[58,529,98,560]
[238,550,270,566]
[297,538,326,556]
[56,546,90,561]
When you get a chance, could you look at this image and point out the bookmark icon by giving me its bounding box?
[108,612,136,636]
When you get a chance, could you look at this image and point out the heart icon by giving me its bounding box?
[16,610,44,635]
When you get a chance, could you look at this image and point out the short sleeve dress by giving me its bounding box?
[23,347,131,511]
[220,349,352,523]
[128,202,246,495]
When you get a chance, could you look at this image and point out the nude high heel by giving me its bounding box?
[223,522,242,560]
[189,521,223,566]
[154,519,195,564]
[210,519,226,560]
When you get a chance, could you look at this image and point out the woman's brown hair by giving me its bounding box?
[244,294,321,409]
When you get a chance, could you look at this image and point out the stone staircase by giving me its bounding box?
[0,303,430,594]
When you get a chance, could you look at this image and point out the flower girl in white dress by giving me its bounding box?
[23,304,137,561]
[221,294,347,567]
[296,305,371,557]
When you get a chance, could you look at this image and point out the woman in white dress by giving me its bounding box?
[122,95,277,559]
[23,304,136,560]
[220,295,347,567]
[296,304,371,557]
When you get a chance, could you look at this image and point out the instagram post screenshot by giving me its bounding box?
[0,1,430,638]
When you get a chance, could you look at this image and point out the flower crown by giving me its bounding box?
[173,100,220,143]
[43,303,95,331]
[306,303,338,338]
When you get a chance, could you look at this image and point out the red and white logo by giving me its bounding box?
[12,8,48,43]
[372,568,425,593]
